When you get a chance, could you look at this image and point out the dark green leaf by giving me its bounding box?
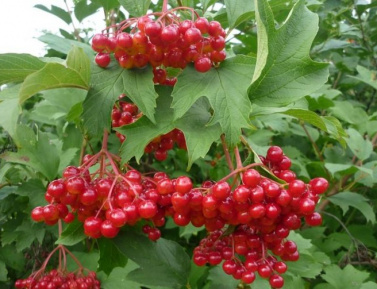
[74,0,101,22]
[66,251,99,272]
[320,265,370,289]
[172,55,256,146]
[92,0,120,12]
[118,87,221,168]
[98,238,127,275]
[0,260,7,282]
[34,4,72,24]
[83,64,157,137]
[224,0,254,29]
[248,0,329,106]
[39,33,94,56]
[119,0,151,16]
[113,229,191,289]
[0,245,25,271]
[0,53,45,85]
[56,219,86,246]
[328,191,376,223]
[14,179,46,210]
[1,126,60,181]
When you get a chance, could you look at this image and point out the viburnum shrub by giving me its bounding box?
[8,0,377,287]
[91,1,227,83]
[14,242,100,289]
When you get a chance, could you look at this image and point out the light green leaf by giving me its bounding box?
[56,219,86,246]
[19,62,89,103]
[83,64,157,137]
[119,0,151,16]
[100,262,141,288]
[200,0,217,10]
[39,33,94,56]
[329,101,369,124]
[0,53,45,85]
[355,161,377,187]
[66,46,91,85]
[286,253,325,278]
[348,65,377,90]
[66,251,99,272]
[34,4,72,24]
[249,0,329,106]
[172,55,256,146]
[113,229,191,289]
[345,128,373,161]
[118,87,221,168]
[0,84,21,137]
[361,282,377,289]
[328,191,375,223]
[224,0,254,29]
[283,109,327,131]
[320,265,370,289]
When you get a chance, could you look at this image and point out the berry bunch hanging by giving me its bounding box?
[91,6,227,78]
[111,94,187,161]
[14,244,100,289]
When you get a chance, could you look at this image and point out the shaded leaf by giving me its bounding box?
[172,55,256,146]
[113,229,191,289]
[98,238,127,275]
[328,191,375,223]
[34,4,72,24]
[224,0,254,29]
[83,64,157,137]
[249,0,329,106]
[56,219,86,246]
[0,53,45,85]
[0,260,7,282]
[119,0,151,16]
[118,87,221,168]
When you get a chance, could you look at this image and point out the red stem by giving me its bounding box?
[221,135,234,172]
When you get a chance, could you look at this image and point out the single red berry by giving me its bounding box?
[138,200,158,219]
[101,220,120,238]
[195,17,209,34]
[95,53,111,68]
[212,181,231,200]
[269,274,284,288]
[175,176,193,195]
[309,177,329,194]
[31,206,45,222]
[305,212,322,226]
[194,57,212,73]
[266,146,284,163]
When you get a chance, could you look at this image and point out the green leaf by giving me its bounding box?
[355,161,377,187]
[345,128,373,161]
[113,229,191,289]
[100,262,141,288]
[172,55,256,146]
[66,251,99,272]
[224,0,254,29]
[0,245,25,271]
[286,253,325,278]
[205,266,239,289]
[118,87,221,168]
[0,260,7,282]
[248,0,329,106]
[66,47,91,85]
[19,59,90,104]
[329,101,369,125]
[39,33,94,56]
[320,265,370,289]
[328,191,376,223]
[119,0,151,16]
[283,109,327,131]
[14,179,46,210]
[98,238,127,275]
[34,4,72,24]
[0,53,45,85]
[83,64,157,137]
[1,126,60,181]
[361,282,377,289]
[0,84,21,137]
[200,0,217,11]
[56,219,86,246]
[348,65,377,90]
[74,0,101,22]
[93,0,120,13]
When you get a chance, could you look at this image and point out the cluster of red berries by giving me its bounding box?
[193,227,289,288]
[111,95,187,161]
[15,270,100,289]
[92,12,227,78]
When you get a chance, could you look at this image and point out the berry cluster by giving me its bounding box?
[193,228,288,287]
[15,270,100,289]
[92,10,227,77]
[111,95,187,161]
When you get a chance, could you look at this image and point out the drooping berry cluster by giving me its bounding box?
[15,270,100,289]
[111,95,187,161]
[92,10,227,76]
[193,228,288,288]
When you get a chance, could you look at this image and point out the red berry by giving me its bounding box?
[242,169,261,188]
[101,220,120,238]
[269,274,284,288]
[288,180,306,197]
[266,146,284,163]
[148,228,161,241]
[161,25,179,44]
[195,17,209,34]
[233,185,250,203]
[175,176,193,195]
[84,217,102,238]
[309,177,329,194]
[212,181,231,200]
[184,28,202,45]
[95,53,111,68]
[144,21,162,37]
[31,206,45,222]
[305,212,322,226]
[194,57,212,73]
[138,200,158,219]
[107,208,127,227]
